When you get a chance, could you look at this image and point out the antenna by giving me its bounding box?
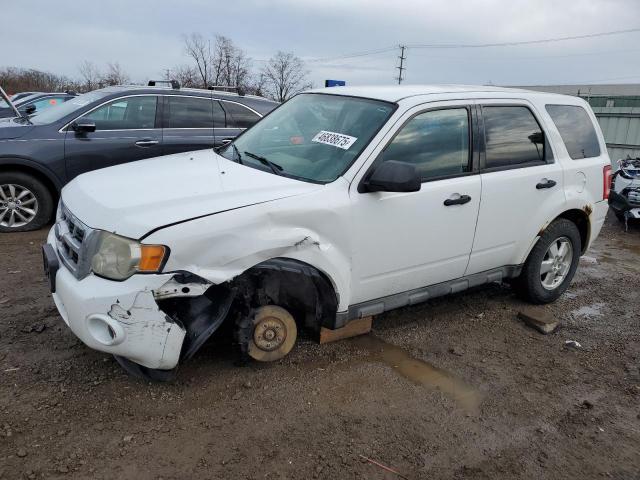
[396,45,407,84]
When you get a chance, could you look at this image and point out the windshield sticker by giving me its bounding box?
[312,130,357,150]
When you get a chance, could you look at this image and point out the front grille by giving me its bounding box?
[54,204,95,279]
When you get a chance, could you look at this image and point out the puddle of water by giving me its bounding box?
[571,302,605,319]
[351,335,480,412]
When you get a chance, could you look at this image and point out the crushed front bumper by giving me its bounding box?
[45,228,186,370]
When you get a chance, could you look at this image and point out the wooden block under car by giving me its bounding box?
[319,316,372,344]
[517,307,559,334]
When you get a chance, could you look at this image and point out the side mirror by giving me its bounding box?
[24,105,36,115]
[71,120,96,134]
[361,160,421,193]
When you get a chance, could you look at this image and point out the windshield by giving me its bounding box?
[30,91,110,125]
[219,93,395,183]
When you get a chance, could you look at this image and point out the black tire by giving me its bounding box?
[0,171,54,232]
[514,218,581,304]
[113,355,178,382]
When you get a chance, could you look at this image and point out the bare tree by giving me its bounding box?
[182,33,253,89]
[78,60,101,91]
[0,67,81,94]
[261,51,311,102]
[184,33,213,88]
[166,64,200,88]
[101,62,130,86]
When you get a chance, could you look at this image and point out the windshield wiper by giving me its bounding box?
[244,151,284,176]
[230,143,243,165]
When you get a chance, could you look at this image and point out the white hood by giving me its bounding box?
[62,149,322,238]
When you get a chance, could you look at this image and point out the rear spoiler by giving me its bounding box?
[0,86,23,118]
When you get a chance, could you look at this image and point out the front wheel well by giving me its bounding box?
[554,209,590,254]
[0,164,60,204]
[234,258,339,333]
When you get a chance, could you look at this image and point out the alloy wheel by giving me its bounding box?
[0,183,39,228]
[540,236,573,291]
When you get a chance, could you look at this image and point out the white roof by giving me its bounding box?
[308,84,541,103]
[513,84,640,97]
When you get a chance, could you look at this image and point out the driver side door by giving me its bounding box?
[349,102,482,305]
[64,95,162,180]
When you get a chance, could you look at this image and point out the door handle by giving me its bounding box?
[135,140,159,147]
[444,194,471,206]
[536,179,557,189]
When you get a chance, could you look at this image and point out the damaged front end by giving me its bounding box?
[113,274,237,381]
[610,157,640,227]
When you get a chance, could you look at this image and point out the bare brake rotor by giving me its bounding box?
[248,305,297,362]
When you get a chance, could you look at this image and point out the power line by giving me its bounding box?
[306,46,397,63]
[396,45,407,84]
[303,27,640,64]
[407,27,640,49]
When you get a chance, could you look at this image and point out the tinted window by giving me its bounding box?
[222,101,260,128]
[483,106,545,169]
[167,96,212,129]
[213,101,226,127]
[545,105,600,159]
[82,96,157,130]
[383,108,470,180]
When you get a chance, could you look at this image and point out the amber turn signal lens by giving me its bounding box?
[138,245,167,272]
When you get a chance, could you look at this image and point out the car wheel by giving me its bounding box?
[515,218,581,304]
[247,305,298,362]
[0,172,53,232]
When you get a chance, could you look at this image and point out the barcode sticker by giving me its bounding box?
[311,130,358,150]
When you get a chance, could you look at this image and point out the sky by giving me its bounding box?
[3,0,640,88]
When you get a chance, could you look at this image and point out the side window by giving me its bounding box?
[382,108,470,180]
[545,105,601,159]
[482,106,545,169]
[212,101,226,128]
[166,96,213,129]
[81,96,157,130]
[221,101,261,129]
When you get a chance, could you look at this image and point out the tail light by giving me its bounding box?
[603,165,613,200]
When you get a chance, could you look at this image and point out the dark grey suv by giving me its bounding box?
[0,83,278,231]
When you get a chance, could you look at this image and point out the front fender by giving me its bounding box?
[145,183,353,311]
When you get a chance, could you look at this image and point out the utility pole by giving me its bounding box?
[396,45,407,84]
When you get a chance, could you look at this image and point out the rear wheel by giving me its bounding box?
[0,172,53,232]
[514,219,581,304]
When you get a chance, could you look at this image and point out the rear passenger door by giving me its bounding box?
[161,95,221,155]
[64,95,162,179]
[215,100,261,147]
[466,101,564,275]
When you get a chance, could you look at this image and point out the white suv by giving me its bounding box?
[43,85,611,380]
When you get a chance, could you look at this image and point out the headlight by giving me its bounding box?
[90,232,169,281]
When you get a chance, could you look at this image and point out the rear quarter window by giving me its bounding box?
[545,105,601,159]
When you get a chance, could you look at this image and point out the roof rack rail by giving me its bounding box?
[148,80,180,90]
[208,85,245,96]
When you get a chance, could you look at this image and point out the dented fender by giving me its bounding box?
[145,180,353,311]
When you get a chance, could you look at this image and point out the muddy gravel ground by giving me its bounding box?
[1,214,639,480]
